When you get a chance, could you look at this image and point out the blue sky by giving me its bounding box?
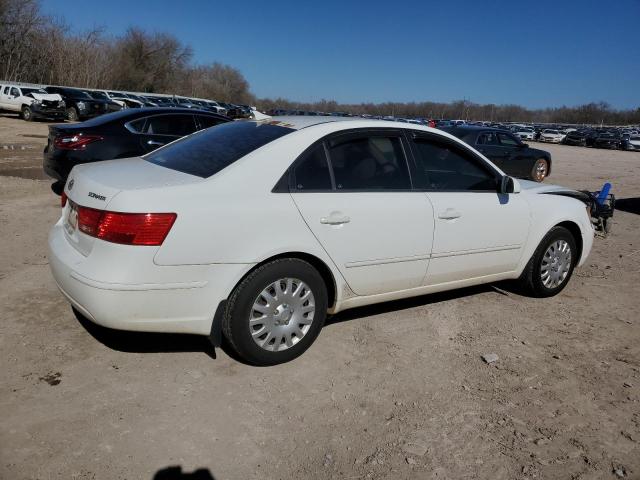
[41,0,639,109]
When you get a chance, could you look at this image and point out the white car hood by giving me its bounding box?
[30,93,62,101]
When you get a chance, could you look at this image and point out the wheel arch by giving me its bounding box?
[555,220,583,261]
[236,251,338,310]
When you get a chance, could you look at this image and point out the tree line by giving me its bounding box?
[1,0,638,125]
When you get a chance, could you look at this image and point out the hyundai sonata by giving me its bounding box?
[49,116,597,365]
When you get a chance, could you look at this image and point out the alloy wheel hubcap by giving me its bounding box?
[535,161,547,181]
[540,240,571,288]
[249,278,315,352]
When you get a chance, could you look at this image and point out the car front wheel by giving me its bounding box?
[21,106,33,121]
[66,107,78,122]
[531,158,549,182]
[517,226,577,298]
[222,258,328,365]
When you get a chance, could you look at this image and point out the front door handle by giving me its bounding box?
[320,215,350,225]
[438,208,461,220]
[147,140,165,146]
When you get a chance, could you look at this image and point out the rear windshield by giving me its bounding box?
[145,121,294,178]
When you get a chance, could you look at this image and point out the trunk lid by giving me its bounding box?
[62,158,202,256]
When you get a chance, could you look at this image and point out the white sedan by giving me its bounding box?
[539,129,566,143]
[49,117,595,365]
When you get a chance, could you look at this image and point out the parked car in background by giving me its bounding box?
[45,86,110,121]
[539,129,565,143]
[49,116,597,365]
[514,126,535,140]
[143,96,176,107]
[0,83,65,121]
[43,107,230,192]
[85,91,123,113]
[593,131,623,149]
[623,134,640,151]
[443,126,552,182]
[189,99,227,115]
[563,129,595,147]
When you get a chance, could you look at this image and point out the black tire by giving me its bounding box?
[66,107,78,122]
[222,258,328,365]
[21,106,34,121]
[517,226,578,298]
[531,158,549,182]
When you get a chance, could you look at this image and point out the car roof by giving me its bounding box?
[66,107,230,128]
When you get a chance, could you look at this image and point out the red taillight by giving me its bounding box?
[61,191,67,207]
[54,134,103,150]
[75,203,176,246]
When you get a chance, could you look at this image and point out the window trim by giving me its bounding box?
[406,130,502,193]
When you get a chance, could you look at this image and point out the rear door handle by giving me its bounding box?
[438,208,461,220]
[320,215,350,225]
[147,140,165,146]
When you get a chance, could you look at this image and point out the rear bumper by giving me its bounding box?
[48,220,251,335]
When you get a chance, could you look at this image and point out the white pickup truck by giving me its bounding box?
[0,83,66,121]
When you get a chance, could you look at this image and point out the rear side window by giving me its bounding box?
[10,87,19,97]
[328,136,411,190]
[145,121,293,178]
[292,144,332,191]
[412,137,497,191]
[145,115,196,136]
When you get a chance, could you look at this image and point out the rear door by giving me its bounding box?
[408,132,530,285]
[136,114,198,152]
[291,130,435,296]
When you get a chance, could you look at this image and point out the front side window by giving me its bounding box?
[145,115,196,136]
[146,121,293,178]
[292,144,332,191]
[477,132,499,145]
[498,133,519,146]
[412,137,497,191]
[196,115,225,130]
[328,136,411,190]
[10,87,19,97]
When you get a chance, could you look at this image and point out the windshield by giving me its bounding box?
[145,121,294,178]
[88,91,108,100]
[21,87,47,95]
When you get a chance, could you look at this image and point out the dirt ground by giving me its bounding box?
[1,113,639,480]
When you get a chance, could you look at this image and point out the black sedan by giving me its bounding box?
[442,126,552,182]
[43,107,230,193]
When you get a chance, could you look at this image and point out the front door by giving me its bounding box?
[291,132,435,296]
[408,133,530,285]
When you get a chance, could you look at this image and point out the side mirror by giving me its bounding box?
[499,176,521,194]
[518,143,528,148]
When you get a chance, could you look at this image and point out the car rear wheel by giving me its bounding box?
[517,226,577,298]
[531,158,548,182]
[66,107,78,122]
[222,258,328,365]
[21,106,33,121]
